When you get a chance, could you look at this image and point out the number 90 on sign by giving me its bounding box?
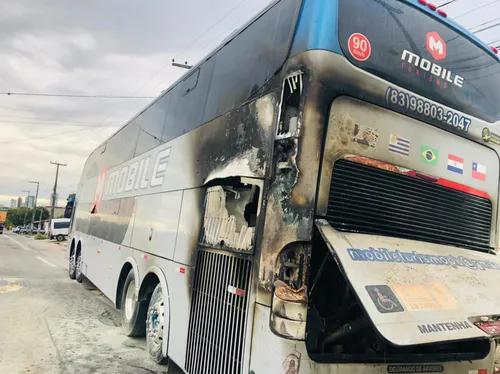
[348,33,372,61]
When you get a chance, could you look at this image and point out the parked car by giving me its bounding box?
[20,226,31,235]
[49,218,70,241]
[12,226,21,234]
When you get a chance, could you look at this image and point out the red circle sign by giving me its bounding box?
[348,33,372,61]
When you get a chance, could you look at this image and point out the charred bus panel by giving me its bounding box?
[69,0,500,372]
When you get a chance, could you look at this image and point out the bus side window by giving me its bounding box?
[162,59,214,144]
[135,94,170,157]
[106,118,141,168]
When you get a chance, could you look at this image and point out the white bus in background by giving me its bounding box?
[68,0,500,373]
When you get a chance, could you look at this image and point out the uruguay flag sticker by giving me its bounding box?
[447,154,464,175]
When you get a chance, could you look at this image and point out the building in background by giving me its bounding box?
[44,206,65,218]
[25,196,35,209]
[17,197,22,208]
[10,199,16,209]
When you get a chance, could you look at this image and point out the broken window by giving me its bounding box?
[277,71,303,136]
[200,183,259,252]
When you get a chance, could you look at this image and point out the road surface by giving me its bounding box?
[0,232,175,374]
[1,232,499,374]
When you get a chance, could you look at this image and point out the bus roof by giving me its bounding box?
[89,0,498,156]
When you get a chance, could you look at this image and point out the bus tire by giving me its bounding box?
[56,234,65,242]
[68,249,76,279]
[75,247,84,283]
[146,283,169,365]
[121,269,147,337]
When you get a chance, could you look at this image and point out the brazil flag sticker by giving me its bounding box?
[420,145,438,166]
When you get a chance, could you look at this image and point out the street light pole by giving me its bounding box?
[21,189,30,227]
[49,161,67,225]
[28,181,39,234]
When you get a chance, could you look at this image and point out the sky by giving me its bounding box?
[0,0,498,208]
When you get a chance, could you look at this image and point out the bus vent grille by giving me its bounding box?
[186,249,252,374]
[327,160,492,252]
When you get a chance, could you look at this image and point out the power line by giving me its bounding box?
[454,0,499,19]
[474,21,500,33]
[0,120,119,127]
[468,17,500,31]
[130,0,248,97]
[81,0,250,144]
[0,114,102,124]
[155,2,264,91]
[0,92,155,99]
[0,115,121,126]
[438,0,459,8]
[0,127,101,144]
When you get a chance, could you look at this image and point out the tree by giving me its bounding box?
[6,207,50,227]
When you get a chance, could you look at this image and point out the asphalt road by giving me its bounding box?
[0,232,173,374]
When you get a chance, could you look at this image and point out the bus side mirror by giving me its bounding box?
[269,280,307,340]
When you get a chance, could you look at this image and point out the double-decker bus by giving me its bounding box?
[68,0,500,372]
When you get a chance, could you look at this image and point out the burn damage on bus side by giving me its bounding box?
[257,48,496,363]
[258,66,322,308]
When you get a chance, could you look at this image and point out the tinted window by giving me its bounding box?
[162,58,215,143]
[338,0,500,122]
[141,94,169,141]
[54,221,70,229]
[203,1,298,122]
[135,129,162,156]
[105,118,141,167]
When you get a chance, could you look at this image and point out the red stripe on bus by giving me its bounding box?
[344,155,490,200]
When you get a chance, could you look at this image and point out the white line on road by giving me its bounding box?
[36,256,56,268]
[6,235,31,251]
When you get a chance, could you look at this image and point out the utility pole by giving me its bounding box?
[28,181,39,234]
[49,161,67,225]
[21,190,30,226]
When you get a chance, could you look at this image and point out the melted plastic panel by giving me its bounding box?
[201,185,259,252]
[305,225,490,363]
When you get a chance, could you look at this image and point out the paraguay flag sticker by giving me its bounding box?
[447,154,464,175]
[472,162,486,182]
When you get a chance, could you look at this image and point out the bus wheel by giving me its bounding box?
[68,250,76,279]
[56,234,65,242]
[121,270,147,337]
[75,249,84,283]
[146,283,169,365]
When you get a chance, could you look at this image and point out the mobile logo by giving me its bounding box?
[426,32,446,60]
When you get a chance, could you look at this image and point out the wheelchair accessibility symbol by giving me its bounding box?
[365,285,404,314]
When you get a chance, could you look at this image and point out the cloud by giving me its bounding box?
[0,0,272,207]
[0,0,493,209]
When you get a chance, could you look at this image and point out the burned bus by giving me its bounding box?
[68,0,500,372]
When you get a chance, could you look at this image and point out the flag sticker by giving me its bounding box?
[447,154,464,174]
[420,145,438,166]
[389,134,410,157]
[472,162,486,181]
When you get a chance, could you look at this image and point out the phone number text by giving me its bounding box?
[385,87,471,133]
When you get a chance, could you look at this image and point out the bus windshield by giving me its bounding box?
[338,0,500,122]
